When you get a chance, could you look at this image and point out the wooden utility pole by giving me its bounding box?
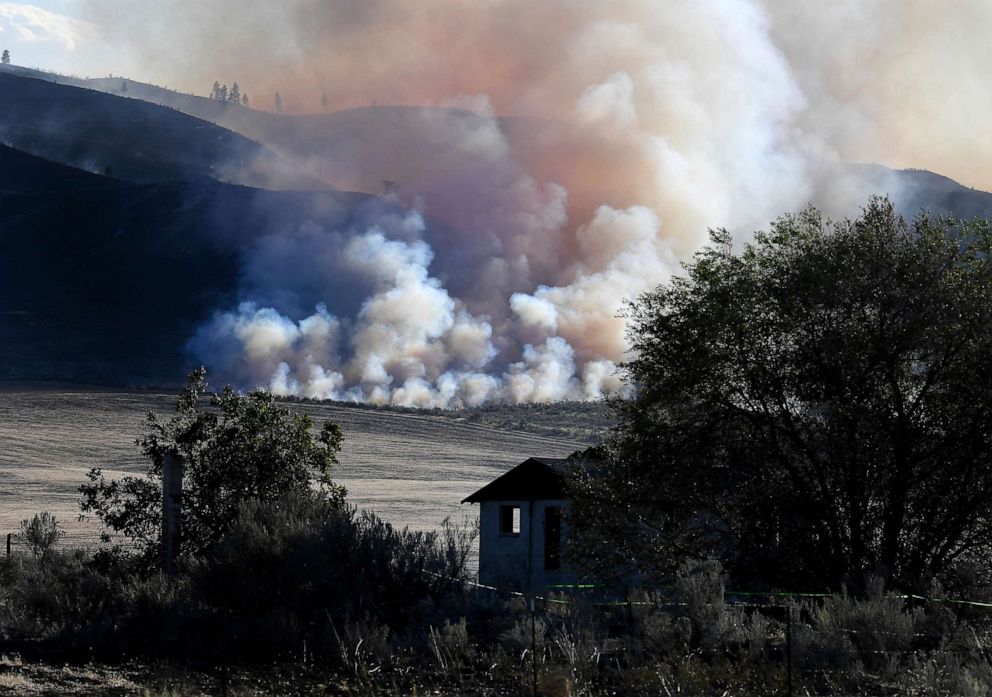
[162,452,184,578]
[527,500,538,696]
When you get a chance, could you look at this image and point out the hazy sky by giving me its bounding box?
[0,1,114,77]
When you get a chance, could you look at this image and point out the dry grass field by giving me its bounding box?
[0,388,609,549]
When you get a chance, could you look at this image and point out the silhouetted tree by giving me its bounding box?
[218,83,228,102]
[274,91,283,113]
[1,50,10,65]
[570,198,992,593]
[229,81,240,104]
[210,80,220,99]
[242,93,249,107]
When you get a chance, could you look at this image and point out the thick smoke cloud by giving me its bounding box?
[78,0,992,405]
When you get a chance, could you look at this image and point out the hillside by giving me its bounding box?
[0,142,118,193]
[11,66,992,226]
[0,148,425,384]
[59,73,992,226]
[856,164,992,220]
[6,69,611,220]
[0,69,322,190]
[86,82,630,228]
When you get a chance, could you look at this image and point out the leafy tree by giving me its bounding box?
[229,81,240,104]
[1,49,9,65]
[570,198,992,592]
[18,511,64,560]
[274,91,283,113]
[79,368,346,564]
[218,83,228,102]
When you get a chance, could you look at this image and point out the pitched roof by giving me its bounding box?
[462,457,571,503]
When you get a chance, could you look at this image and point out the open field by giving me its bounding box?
[0,389,609,549]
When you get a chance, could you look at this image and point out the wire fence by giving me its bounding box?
[454,572,992,612]
[429,571,992,696]
[3,544,991,695]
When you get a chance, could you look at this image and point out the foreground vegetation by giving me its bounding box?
[6,199,992,693]
[573,198,992,595]
[3,541,992,695]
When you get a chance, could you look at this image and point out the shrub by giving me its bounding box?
[898,653,992,697]
[193,490,477,657]
[807,580,918,670]
[428,617,473,673]
[3,549,116,647]
[332,613,393,680]
[500,614,547,659]
[18,512,63,560]
[675,559,732,651]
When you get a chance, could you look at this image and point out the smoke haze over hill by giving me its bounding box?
[55,1,992,405]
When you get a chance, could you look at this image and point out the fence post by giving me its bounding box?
[785,604,794,697]
[530,595,538,696]
[220,655,228,697]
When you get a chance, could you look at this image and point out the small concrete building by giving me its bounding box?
[463,457,577,592]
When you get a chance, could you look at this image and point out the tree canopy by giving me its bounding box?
[80,368,346,564]
[570,198,992,593]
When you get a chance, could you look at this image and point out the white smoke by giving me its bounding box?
[85,0,976,405]
[192,213,624,407]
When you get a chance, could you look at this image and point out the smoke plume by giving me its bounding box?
[78,0,992,405]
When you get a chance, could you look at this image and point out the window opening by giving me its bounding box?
[500,505,521,535]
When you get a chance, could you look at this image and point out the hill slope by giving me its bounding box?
[0,389,605,547]
[13,66,992,225]
[0,142,118,193]
[0,70,322,190]
[0,148,417,384]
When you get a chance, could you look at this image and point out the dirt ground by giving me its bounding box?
[0,654,366,696]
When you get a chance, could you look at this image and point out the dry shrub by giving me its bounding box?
[500,614,547,659]
[548,620,614,692]
[802,579,918,674]
[332,613,392,686]
[428,617,473,673]
[898,652,992,697]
